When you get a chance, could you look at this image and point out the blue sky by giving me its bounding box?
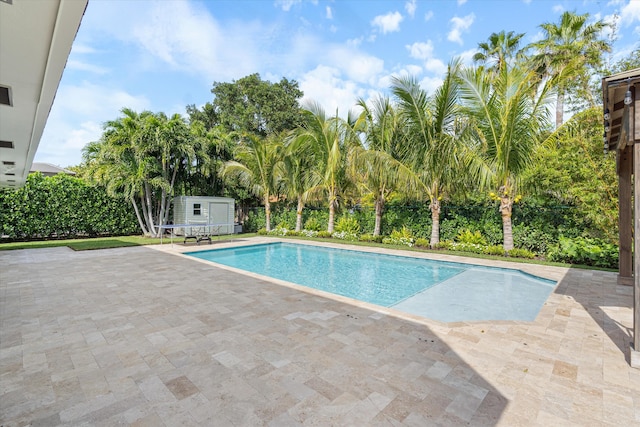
[36,0,640,167]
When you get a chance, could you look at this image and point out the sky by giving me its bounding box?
[36,0,640,168]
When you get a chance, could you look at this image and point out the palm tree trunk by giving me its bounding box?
[295,197,304,232]
[144,182,157,237]
[500,197,514,251]
[429,198,441,248]
[130,195,149,236]
[264,197,272,232]
[373,195,384,236]
[328,199,336,233]
[556,91,564,129]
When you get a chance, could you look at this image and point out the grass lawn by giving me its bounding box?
[0,234,256,251]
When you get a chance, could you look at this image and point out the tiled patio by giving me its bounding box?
[1,237,638,426]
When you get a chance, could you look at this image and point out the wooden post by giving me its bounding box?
[619,146,633,285]
[633,86,640,367]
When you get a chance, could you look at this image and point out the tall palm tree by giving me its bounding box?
[353,95,417,236]
[391,60,464,247]
[298,103,360,233]
[473,30,525,75]
[279,132,314,232]
[221,133,283,232]
[457,63,554,251]
[84,108,153,236]
[85,109,205,238]
[529,11,610,128]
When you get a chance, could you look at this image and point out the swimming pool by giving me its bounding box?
[187,242,557,322]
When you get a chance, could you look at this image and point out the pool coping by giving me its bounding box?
[150,236,568,329]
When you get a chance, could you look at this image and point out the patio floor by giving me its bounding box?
[0,237,638,426]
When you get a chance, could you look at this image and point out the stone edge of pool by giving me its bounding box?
[149,237,568,328]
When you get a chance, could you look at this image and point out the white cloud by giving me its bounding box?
[419,76,444,94]
[371,11,404,34]
[405,0,416,18]
[620,0,640,25]
[326,6,333,19]
[424,58,447,75]
[457,48,478,65]
[36,83,150,166]
[83,1,264,83]
[67,60,109,75]
[406,41,447,76]
[407,41,435,60]
[424,11,434,21]
[552,4,564,13]
[299,65,364,116]
[71,43,98,54]
[448,13,475,45]
[523,0,532,4]
[376,65,423,93]
[457,0,467,5]
[326,47,385,84]
[274,0,302,12]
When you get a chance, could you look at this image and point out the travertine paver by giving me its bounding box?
[0,238,638,426]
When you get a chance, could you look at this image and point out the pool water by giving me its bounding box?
[187,242,557,322]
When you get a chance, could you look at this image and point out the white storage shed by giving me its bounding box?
[172,196,235,236]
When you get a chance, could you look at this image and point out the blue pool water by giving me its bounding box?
[187,242,557,322]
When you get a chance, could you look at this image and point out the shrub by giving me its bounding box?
[267,227,288,236]
[334,215,360,234]
[450,242,484,254]
[286,231,301,237]
[508,248,536,259]
[301,229,318,238]
[547,236,618,268]
[383,227,414,247]
[433,240,453,250]
[332,231,358,241]
[414,238,429,248]
[0,173,139,240]
[483,245,505,256]
[244,210,266,232]
[317,231,332,238]
[456,229,487,245]
[257,228,268,235]
[359,234,383,243]
[304,217,323,232]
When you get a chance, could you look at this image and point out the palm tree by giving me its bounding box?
[391,60,464,247]
[298,103,360,233]
[279,133,314,231]
[457,63,554,251]
[473,30,525,75]
[84,108,153,236]
[529,11,610,128]
[84,109,206,238]
[221,133,283,232]
[353,95,417,236]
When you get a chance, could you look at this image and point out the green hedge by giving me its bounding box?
[0,173,139,240]
[242,202,618,268]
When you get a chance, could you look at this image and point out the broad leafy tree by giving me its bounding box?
[211,73,304,136]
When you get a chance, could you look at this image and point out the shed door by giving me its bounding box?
[209,202,230,234]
